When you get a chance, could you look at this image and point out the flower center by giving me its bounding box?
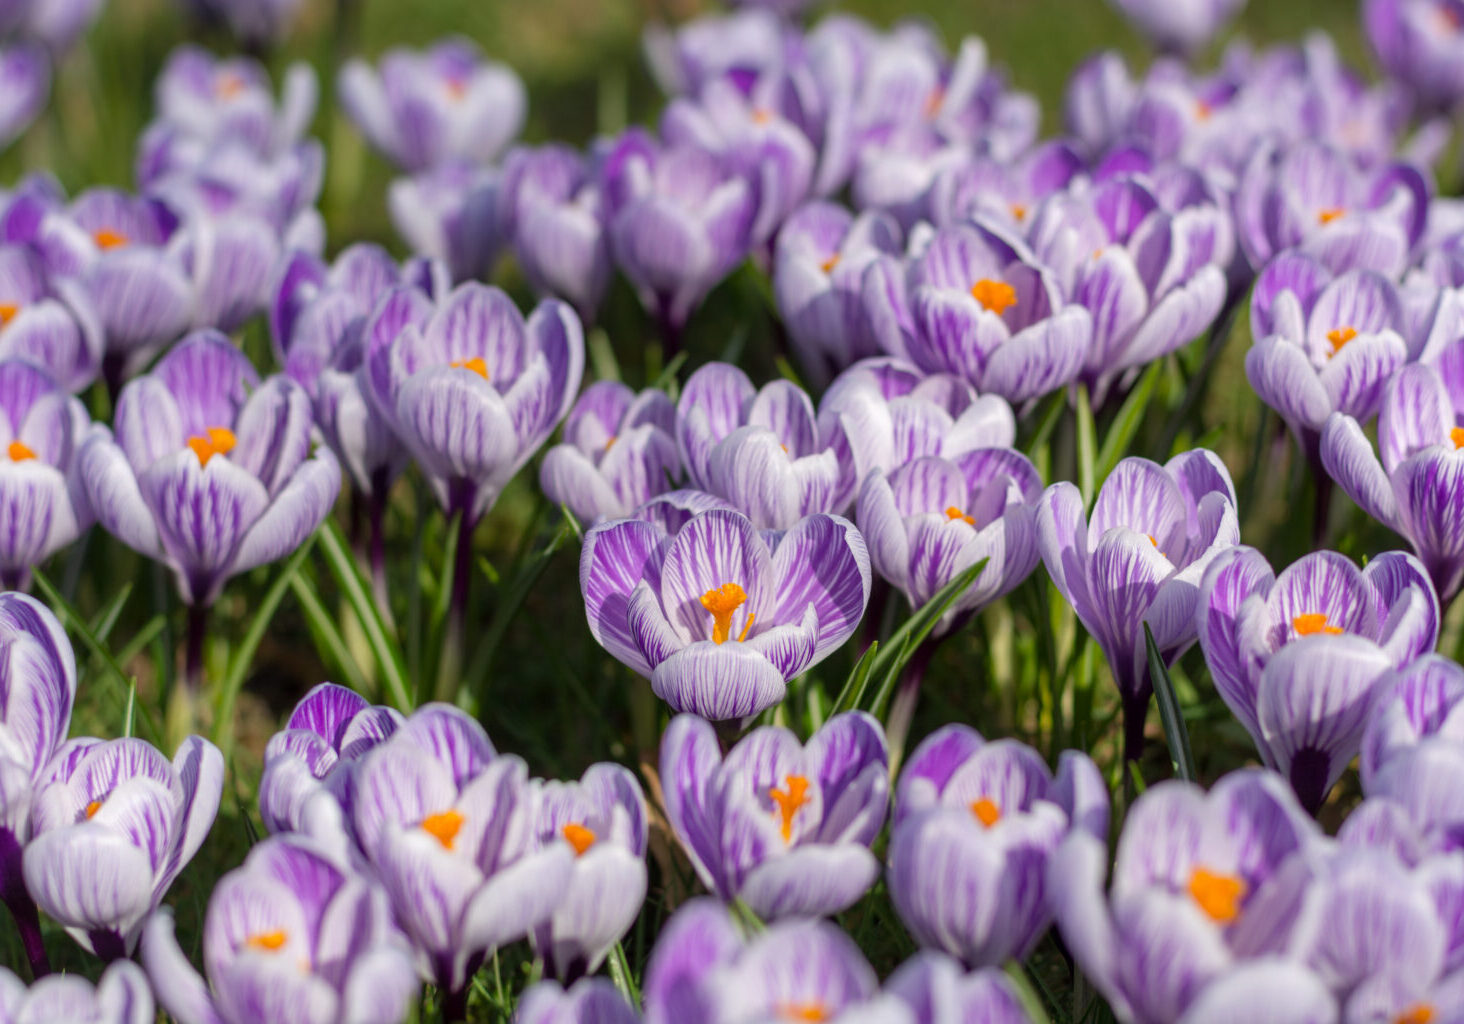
[1188,867,1246,923]
[187,426,236,467]
[444,77,469,101]
[1195,100,1212,120]
[1292,613,1344,636]
[700,583,753,644]
[945,506,976,526]
[0,303,18,326]
[93,228,128,250]
[562,822,596,857]
[779,1005,830,1022]
[421,809,464,850]
[1452,427,1464,449]
[450,357,489,379]
[769,774,810,843]
[84,799,102,819]
[246,930,288,951]
[1327,326,1357,355]
[820,253,840,274]
[752,108,774,125]
[1317,208,1345,225]
[1441,2,1462,31]
[1010,203,1027,222]
[923,86,945,118]
[1396,1005,1435,1024]
[7,441,34,462]
[214,71,247,99]
[971,279,1017,316]
[971,797,1000,827]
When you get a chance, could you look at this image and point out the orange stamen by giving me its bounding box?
[1293,613,1344,636]
[562,823,596,856]
[971,797,1000,827]
[923,86,945,118]
[752,108,774,125]
[215,72,247,99]
[421,809,464,850]
[0,304,17,325]
[945,505,976,526]
[1188,867,1246,923]
[450,356,489,379]
[246,930,288,951]
[604,434,617,451]
[93,229,128,250]
[971,278,1017,316]
[820,253,840,274]
[1317,208,1345,225]
[186,426,236,467]
[444,78,468,100]
[1327,326,1357,354]
[1396,1005,1435,1024]
[1010,203,1027,222]
[7,441,34,462]
[1451,426,1464,449]
[700,583,748,645]
[769,775,810,843]
[1195,100,1212,121]
[84,800,102,819]
[778,1005,831,1022]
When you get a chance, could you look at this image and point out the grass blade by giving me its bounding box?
[1076,384,1096,509]
[829,640,879,716]
[317,517,412,711]
[290,573,371,696]
[1145,622,1195,782]
[1096,359,1163,482]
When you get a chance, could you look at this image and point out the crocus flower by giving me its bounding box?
[1365,0,1464,115]
[1360,656,1464,843]
[641,9,793,98]
[514,978,640,1024]
[857,449,1042,636]
[1245,252,1407,451]
[0,242,102,392]
[1108,0,1246,55]
[25,0,106,56]
[887,726,1107,967]
[8,187,192,385]
[496,145,612,322]
[79,331,341,608]
[882,952,1033,1024]
[1233,139,1428,276]
[388,162,501,284]
[142,832,419,1024]
[580,507,870,719]
[0,360,99,587]
[348,704,574,999]
[0,45,47,154]
[642,898,893,1024]
[184,0,305,46]
[600,130,758,338]
[864,222,1095,404]
[925,141,1086,231]
[772,202,903,387]
[149,47,316,159]
[1196,547,1438,811]
[1047,769,1326,1024]
[531,763,648,980]
[23,733,223,958]
[361,282,583,528]
[339,39,526,172]
[1322,359,1464,602]
[538,381,679,525]
[178,211,284,335]
[1036,450,1239,760]
[660,712,888,920]
[0,960,152,1024]
[257,682,403,841]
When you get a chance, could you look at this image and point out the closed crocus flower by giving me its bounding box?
[388,162,501,284]
[1323,359,1464,603]
[26,0,105,57]
[883,952,1033,1024]
[23,733,223,959]
[1048,769,1326,1024]
[497,145,611,322]
[641,8,793,98]
[1108,0,1246,55]
[361,282,583,529]
[0,960,152,1024]
[1196,547,1438,812]
[0,361,99,587]
[531,764,648,980]
[539,381,678,525]
[178,211,284,334]
[864,222,1095,404]
[0,243,102,392]
[348,705,574,1004]
[143,832,419,1024]
[1234,139,1428,276]
[514,978,640,1024]
[773,202,903,387]
[661,712,888,920]
[887,726,1107,968]
[600,130,758,338]
[1366,0,1464,115]
[1246,252,1407,448]
[926,141,1086,232]
[339,39,526,172]
[857,450,1042,636]
[580,507,870,720]
[151,47,316,158]
[9,187,192,385]
[80,331,341,608]
[0,45,47,154]
[257,682,402,840]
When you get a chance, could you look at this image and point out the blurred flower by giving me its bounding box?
[184,0,306,48]
[176,211,286,335]
[1036,450,1239,761]
[882,952,1032,1024]
[660,712,888,920]
[1108,0,1246,55]
[339,39,526,172]
[642,9,795,97]
[0,960,152,1024]
[143,832,419,1024]
[531,763,648,980]
[146,47,316,159]
[1196,547,1438,811]
[0,45,47,154]
[539,381,679,525]
[348,705,573,998]
[388,162,501,284]
[1365,0,1464,115]
[514,978,640,1024]
[80,332,340,607]
[580,507,870,719]
[0,243,102,391]
[888,726,1107,967]
[23,734,223,958]
[23,0,105,56]
[925,141,1086,231]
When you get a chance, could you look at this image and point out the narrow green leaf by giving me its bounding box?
[1022,388,1067,459]
[1076,384,1096,509]
[1127,760,1149,796]
[829,640,879,716]
[651,351,688,393]
[318,518,412,710]
[606,942,640,1006]
[87,581,132,645]
[123,676,137,739]
[1145,622,1196,782]
[1004,962,1053,1024]
[290,574,371,697]
[1095,360,1163,482]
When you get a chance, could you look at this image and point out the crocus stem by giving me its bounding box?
[368,488,395,632]
[87,929,127,963]
[435,490,477,706]
[440,986,468,1023]
[885,639,939,779]
[184,603,208,695]
[1290,748,1330,816]
[2,894,48,979]
[655,301,682,363]
[101,352,126,410]
[1122,689,1150,775]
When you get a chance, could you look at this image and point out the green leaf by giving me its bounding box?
[829,640,879,716]
[87,581,132,645]
[1076,384,1096,509]
[606,942,640,1007]
[317,518,412,711]
[1003,962,1053,1024]
[651,350,688,393]
[1145,622,1196,782]
[1022,388,1067,459]
[1095,359,1163,483]
[290,573,371,697]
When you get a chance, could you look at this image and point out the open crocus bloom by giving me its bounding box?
[151,47,316,159]
[0,960,152,1024]
[660,712,888,921]
[882,952,1035,1024]
[514,977,640,1024]
[1197,547,1438,811]
[1361,656,1464,846]
[580,507,870,720]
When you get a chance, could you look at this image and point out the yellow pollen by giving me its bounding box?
[245,930,288,951]
[1188,867,1246,923]
[1293,613,1344,636]
[1010,203,1027,222]
[84,799,102,819]
[971,278,1017,316]
[0,304,17,325]
[450,356,489,379]
[604,434,617,451]
[1451,426,1464,449]
[186,426,236,467]
[93,229,128,250]
[562,822,596,856]
[1317,208,1345,225]
[820,253,840,274]
[7,441,34,462]
[1327,326,1357,354]
[778,1005,831,1022]
[1396,1005,1435,1024]
[421,809,464,850]
[1195,100,1212,120]
[700,583,748,645]
[971,797,1000,827]
[945,505,976,526]
[769,775,810,843]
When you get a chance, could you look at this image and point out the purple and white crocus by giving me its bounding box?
[0,243,102,392]
[0,960,152,1024]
